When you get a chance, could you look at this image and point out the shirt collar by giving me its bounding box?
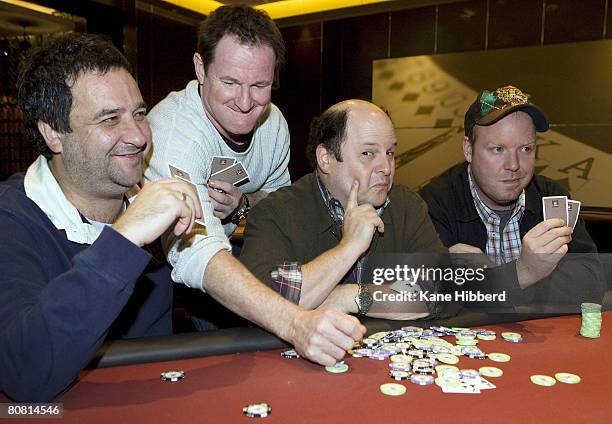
[467,164,524,222]
[24,155,135,244]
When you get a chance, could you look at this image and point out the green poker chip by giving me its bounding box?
[325,362,349,374]
[555,372,581,384]
[488,352,511,362]
[380,383,406,396]
[479,366,503,378]
[530,375,556,386]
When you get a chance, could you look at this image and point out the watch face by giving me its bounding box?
[357,291,374,311]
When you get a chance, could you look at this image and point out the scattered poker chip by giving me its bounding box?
[369,332,389,340]
[435,375,462,388]
[450,346,465,356]
[407,349,426,359]
[555,372,581,384]
[459,369,480,380]
[477,331,496,341]
[380,383,407,396]
[389,370,411,381]
[487,353,511,363]
[436,353,459,365]
[410,374,434,386]
[395,342,411,352]
[243,403,272,418]
[351,348,372,358]
[325,362,349,373]
[390,354,412,364]
[456,338,479,346]
[435,365,459,376]
[479,366,503,378]
[432,345,452,355]
[501,332,523,342]
[389,362,411,372]
[160,370,185,382]
[530,375,556,386]
[280,349,300,359]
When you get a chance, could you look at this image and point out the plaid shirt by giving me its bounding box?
[468,166,524,265]
[270,172,389,304]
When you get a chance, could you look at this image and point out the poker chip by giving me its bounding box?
[555,372,581,384]
[351,348,372,358]
[456,339,479,346]
[390,354,412,364]
[243,403,272,418]
[160,370,185,382]
[389,370,411,381]
[436,353,459,365]
[280,349,300,359]
[477,331,496,341]
[435,375,462,388]
[407,349,426,359]
[325,362,349,373]
[459,369,480,380]
[580,303,602,338]
[410,374,434,386]
[501,332,523,342]
[436,365,459,376]
[479,366,503,378]
[487,353,511,363]
[389,362,411,372]
[369,332,389,340]
[432,345,452,355]
[530,375,556,386]
[380,383,407,396]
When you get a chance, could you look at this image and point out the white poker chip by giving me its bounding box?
[479,366,504,378]
[325,362,349,373]
[488,352,511,363]
[243,403,272,418]
[380,383,407,396]
[160,370,185,381]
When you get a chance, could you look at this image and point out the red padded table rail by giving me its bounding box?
[10,313,612,423]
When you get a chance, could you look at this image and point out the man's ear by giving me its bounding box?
[463,136,473,163]
[316,144,334,174]
[37,121,63,154]
[193,53,206,84]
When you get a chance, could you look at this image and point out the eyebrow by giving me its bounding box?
[218,75,271,86]
[361,142,398,147]
[91,101,147,121]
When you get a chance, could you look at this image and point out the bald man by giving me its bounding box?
[240,100,448,320]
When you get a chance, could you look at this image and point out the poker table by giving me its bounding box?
[5,310,610,423]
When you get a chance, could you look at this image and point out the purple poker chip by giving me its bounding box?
[411,374,435,385]
[389,362,412,372]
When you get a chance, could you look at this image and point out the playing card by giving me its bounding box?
[210,156,236,175]
[441,384,480,394]
[474,377,496,390]
[210,161,250,187]
[542,196,568,225]
[168,164,205,226]
[567,200,581,229]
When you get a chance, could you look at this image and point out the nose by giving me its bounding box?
[504,150,520,172]
[376,154,393,176]
[122,117,148,148]
[235,85,253,112]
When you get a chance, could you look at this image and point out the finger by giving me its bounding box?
[375,216,385,234]
[531,218,565,236]
[207,186,228,204]
[534,226,573,248]
[328,311,366,342]
[346,180,359,210]
[208,179,234,193]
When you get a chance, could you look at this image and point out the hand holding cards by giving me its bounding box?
[542,195,581,229]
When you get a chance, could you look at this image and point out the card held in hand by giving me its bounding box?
[168,164,205,227]
[542,196,568,226]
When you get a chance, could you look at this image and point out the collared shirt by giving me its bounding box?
[468,165,524,265]
[270,171,389,304]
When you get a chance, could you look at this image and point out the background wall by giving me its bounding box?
[1,0,610,181]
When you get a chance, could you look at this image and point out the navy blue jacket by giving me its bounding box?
[0,174,173,401]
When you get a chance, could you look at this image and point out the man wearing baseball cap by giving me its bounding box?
[419,85,604,307]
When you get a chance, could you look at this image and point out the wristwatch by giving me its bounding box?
[230,193,251,225]
[354,282,373,316]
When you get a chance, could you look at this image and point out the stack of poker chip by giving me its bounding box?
[580,302,602,338]
[243,403,272,418]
